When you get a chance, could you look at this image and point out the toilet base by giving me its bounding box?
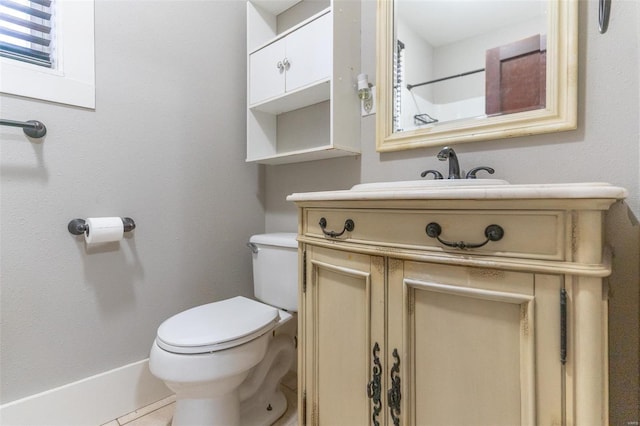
[170,388,286,426]
[169,334,295,426]
[241,388,287,426]
[172,392,240,426]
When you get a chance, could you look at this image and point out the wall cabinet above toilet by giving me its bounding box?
[246,0,361,165]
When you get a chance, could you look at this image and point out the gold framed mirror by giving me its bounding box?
[376,0,578,152]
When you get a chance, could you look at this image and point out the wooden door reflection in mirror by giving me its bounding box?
[486,34,546,116]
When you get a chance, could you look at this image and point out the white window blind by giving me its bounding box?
[0,0,53,68]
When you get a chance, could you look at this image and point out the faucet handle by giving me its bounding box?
[420,170,444,179]
[465,166,495,179]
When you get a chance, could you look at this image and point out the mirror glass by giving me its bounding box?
[395,0,547,132]
[376,0,577,152]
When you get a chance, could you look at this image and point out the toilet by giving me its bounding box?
[149,233,298,426]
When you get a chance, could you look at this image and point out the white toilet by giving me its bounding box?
[149,233,298,426]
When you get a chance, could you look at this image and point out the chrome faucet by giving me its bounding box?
[437,146,461,179]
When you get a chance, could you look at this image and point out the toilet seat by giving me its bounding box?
[156,296,280,354]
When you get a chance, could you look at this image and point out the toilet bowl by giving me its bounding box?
[149,233,298,426]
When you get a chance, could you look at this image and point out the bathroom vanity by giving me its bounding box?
[288,182,626,426]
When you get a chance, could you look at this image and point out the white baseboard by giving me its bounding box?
[0,359,172,426]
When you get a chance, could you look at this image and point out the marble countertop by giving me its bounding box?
[287,182,628,202]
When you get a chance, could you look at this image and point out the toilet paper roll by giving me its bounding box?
[84,217,124,245]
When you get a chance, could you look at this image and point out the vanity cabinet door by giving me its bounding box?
[302,245,385,426]
[389,261,563,426]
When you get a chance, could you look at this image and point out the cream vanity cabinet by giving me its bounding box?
[246,0,360,164]
[288,183,627,426]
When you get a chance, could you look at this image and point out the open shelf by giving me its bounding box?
[249,79,330,115]
[246,144,360,165]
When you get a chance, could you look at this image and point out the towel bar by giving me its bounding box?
[0,119,47,138]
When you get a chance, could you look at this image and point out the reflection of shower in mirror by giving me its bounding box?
[394,0,547,130]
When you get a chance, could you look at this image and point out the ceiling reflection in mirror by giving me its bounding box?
[393,0,548,133]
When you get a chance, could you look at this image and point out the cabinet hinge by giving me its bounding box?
[560,288,567,365]
[303,250,307,293]
[302,390,307,425]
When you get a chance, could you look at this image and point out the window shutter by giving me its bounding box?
[0,0,53,68]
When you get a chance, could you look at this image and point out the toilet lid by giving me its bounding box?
[156,296,280,354]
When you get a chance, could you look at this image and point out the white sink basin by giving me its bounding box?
[351,179,509,191]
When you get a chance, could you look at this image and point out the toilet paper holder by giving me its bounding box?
[68,217,136,235]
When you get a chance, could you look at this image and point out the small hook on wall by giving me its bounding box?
[599,0,611,34]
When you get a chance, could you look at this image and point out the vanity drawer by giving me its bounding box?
[304,209,566,261]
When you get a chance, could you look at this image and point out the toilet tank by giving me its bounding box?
[249,233,298,312]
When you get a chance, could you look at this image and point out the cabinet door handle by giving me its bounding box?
[282,57,290,70]
[319,217,355,238]
[425,222,504,249]
[276,61,284,72]
[367,342,382,426]
[388,348,401,426]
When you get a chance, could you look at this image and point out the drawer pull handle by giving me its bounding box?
[319,217,355,238]
[425,222,504,249]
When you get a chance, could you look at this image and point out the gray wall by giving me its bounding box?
[266,0,640,423]
[0,1,264,404]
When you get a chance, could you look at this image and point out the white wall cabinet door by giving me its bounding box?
[284,13,331,93]
[249,40,286,105]
[249,13,331,106]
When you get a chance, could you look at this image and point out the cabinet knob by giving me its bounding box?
[282,57,290,70]
[276,61,284,72]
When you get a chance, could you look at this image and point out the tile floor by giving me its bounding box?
[101,372,298,426]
